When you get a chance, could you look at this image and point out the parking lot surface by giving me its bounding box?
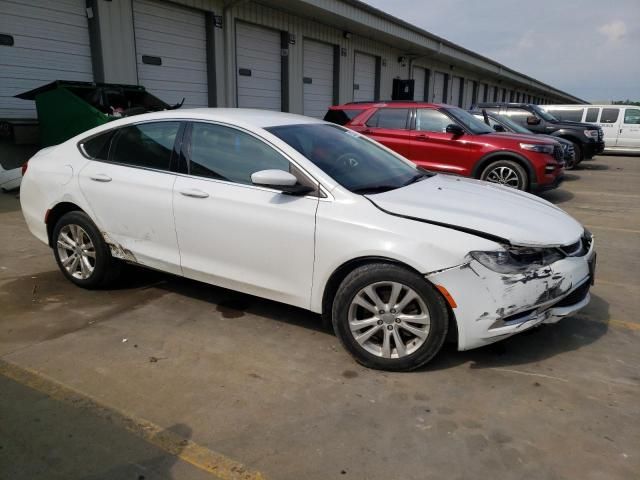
[1,155,639,480]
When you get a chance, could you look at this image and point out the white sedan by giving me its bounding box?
[20,109,596,371]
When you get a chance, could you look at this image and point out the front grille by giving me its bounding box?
[598,129,603,141]
[560,240,582,256]
[555,281,590,307]
[553,145,564,164]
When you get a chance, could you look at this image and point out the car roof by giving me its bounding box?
[100,108,326,129]
[474,103,533,108]
[330,101,452,109]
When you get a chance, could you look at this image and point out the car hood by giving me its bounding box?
[366,174,584,247]
[551,120,599,130]
[485,132,557,145]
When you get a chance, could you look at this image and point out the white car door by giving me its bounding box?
[78,121,182,274]
[172,121,319,308]
[619,107,640,149]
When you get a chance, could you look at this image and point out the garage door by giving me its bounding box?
[133,0,208,108]
[236,22,281,111]
[450,76,462,106]
[303,39,334,118]
[353,52,377,102]
[0,0,93,119]
[432,72,446,103]
[412,66,426,101]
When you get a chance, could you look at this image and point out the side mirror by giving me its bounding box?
[526,115,541,125]
[445,124,465,136]
[251,169,314,196]
[493,124,506,132]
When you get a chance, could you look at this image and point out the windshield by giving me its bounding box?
[444,107,494,134]
[267,124,431,194]
[492,113,532,134]
[531,105,558,122]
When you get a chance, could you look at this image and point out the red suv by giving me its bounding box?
[324,102,564,192]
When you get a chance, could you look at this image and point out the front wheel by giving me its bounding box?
[480,160,528,191]
[332,264,449,371]
[52,211,121,289]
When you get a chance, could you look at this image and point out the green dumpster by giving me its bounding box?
[15,81,181,147]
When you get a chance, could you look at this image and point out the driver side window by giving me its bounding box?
[416,109,451,132]
[188,122,290,185]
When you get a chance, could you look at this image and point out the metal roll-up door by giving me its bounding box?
[0,0,93,119]
[236,22,281,111]
[303,39,334,118]
[353,52,377,102]
[433,72,446,102]
[133,0,207,108]
[412,66,426,101]
[450,76,463,106]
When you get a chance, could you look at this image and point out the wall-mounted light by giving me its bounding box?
[397,56,407,66]
[288,33,296,45]
[340,47,347,57]
[343,31,352,40]
[213,15,223,28]
[381,58,387,67]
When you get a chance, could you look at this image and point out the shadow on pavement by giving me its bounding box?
[425,293,609,372]
[540,188,574,204]
[0,372,195,480]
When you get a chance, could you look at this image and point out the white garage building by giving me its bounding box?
[0,0,584,126]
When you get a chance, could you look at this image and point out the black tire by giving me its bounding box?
[570,141,583,166]
[52,211,121,289]
[480,159,529,191]
[332,263,449,371]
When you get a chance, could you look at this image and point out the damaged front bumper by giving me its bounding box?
[426,240,595,351]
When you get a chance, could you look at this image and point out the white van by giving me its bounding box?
[542,105,640,154]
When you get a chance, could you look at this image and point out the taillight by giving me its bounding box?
[21,161,28,176]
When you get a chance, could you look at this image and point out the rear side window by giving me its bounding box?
[81,131,115,160]
[188,122,289,185]
[599,108,620,123]
[366,108,410,129]
[624,108,640,124]
[323,109,364,125]
[109,122,180,170]
[585,108,599,122]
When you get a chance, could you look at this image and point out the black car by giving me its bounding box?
[470,109,577,169]
[473,103,605,163]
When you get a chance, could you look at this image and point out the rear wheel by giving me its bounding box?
[480,160,528,191]
[52,211,121,288]
[332,263,449,371]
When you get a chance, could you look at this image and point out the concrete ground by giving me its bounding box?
[1,155,639,480]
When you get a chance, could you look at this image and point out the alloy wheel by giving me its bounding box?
[485,166,521,188]
[56,224,96,280]
[348,281,431,359]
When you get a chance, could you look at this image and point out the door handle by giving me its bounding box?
[180,188,209,199]
[362,129,372,134]
[89,174,112,182]
[416,134,429,140]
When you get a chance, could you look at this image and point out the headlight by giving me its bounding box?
[584,129,599,139]
[519,143,554,154]
[470,247,564,274]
